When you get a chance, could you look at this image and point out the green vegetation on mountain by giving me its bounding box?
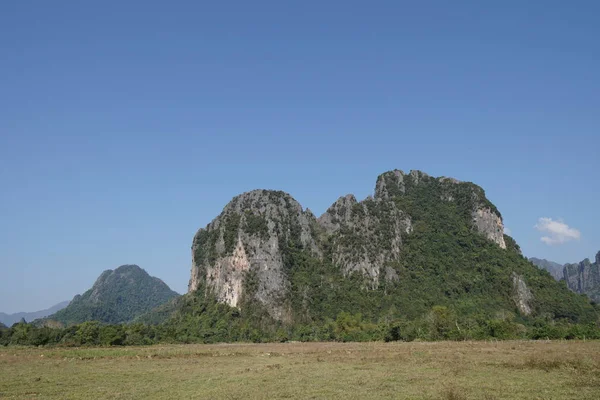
[46,265,179,326]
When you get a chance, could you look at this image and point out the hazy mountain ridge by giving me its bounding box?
[529,258,565,281]
[0,301,70,327]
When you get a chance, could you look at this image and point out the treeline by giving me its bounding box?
[2,304,600,347]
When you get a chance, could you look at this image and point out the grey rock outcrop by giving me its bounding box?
[512,272,534,315]
[318,195,412,284]
[563,252,600,302]
[472,208,506,249]
[375,170,405,199]
[189,190,320,320]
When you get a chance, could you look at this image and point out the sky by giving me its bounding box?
[1,1,599,313]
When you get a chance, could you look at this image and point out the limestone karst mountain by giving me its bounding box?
[185,170,596,326]
[530,254,600,303]
[563,252,600,303]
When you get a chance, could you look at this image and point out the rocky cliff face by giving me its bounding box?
[472,208,506,249]
[318,194,412,284]
[189,190,320,321]
[375,169,506,249]
[512,272,534,315]
[563,252,600,302]
[189,170,514,320]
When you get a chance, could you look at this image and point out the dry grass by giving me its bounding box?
[1,341,599,399]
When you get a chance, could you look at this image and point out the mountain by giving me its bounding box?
[0,301,70,327]
[0,322,6,329]
[529,254,600,303]
[181,169,596,335]
[529,258,564,281]
[564,252,600,303]
[46,265,179,325]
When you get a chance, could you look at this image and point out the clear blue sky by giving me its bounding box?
[1,1,599,313]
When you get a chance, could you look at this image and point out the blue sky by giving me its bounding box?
[1,1,598,313]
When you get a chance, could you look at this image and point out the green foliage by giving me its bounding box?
[193,229,219,265]
[223,214,242,253]
[243,211,269,239]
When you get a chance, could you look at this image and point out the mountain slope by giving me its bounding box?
[183,169,597,333]
[47,265,179,325]
[529,258,564,281]
[0,300,70,327]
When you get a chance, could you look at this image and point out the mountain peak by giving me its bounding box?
[114,264,143,273]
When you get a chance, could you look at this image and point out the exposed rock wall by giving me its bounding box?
[512,272,534,315]
[472,208,507,249]
[563,252,600,302]
[374,170,405,199]
[318,195,412,284]
[189,190,319,320]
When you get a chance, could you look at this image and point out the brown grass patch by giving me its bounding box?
[1,341,599,399]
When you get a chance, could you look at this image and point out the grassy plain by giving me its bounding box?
[1,341,599,399]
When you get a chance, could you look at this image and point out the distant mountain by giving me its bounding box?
[564,252,600,303]
[0,300,70,327]
[529,258,564,281]
[530,253,600,303]
[0,321,6,329]
[45,265,179,325]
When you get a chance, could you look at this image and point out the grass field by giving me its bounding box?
[1,341,599,399]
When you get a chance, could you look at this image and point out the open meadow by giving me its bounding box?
[1,341,599,399]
